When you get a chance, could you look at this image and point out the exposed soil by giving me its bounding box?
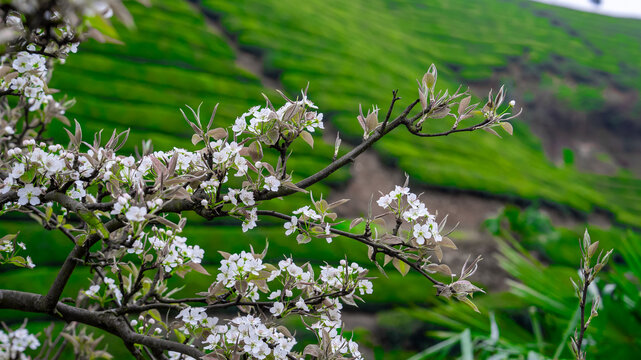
[471,62,641,177]
[465,27,641,176]
[189,0,283,91]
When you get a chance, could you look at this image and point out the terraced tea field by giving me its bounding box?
[2,0,641,356]
[202,0,641,225]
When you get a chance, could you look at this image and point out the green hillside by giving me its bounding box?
[3,0,641,336]
[202,0,641,225]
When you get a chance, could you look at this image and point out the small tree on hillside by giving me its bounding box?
[0,1,521,359]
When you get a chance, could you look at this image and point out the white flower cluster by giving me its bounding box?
[216,251,264,301]
[310,315,363,360]
[128,226,204,273]
[164,252,371,359]
[167,351,195,360]
[103,277,122,304]
[175,307,220,336]
[2,141,74,203]
[153,148,203,174]
[209,141,248,176]
[84,277,122,304]
[263,175,280,192]
[222,188,255,207]
[270,257,313,286]
[231,92,324,137]
[0,326,40,360]
[146,146,262,232]
[0,10,80,137]
[0,235,35,269]
[0,238,19,253]
[203,314,296,360]
[0,139,270,241]
[0,45,54,111]
[111,194,148,222]
[84,284,100,298]
[285,205,333,243]
[176,307,209,327]
[320,260,373,296]
[377,185,442,244]
[293,205,322,221]
[242,207,258,232]
[3,151,60,205]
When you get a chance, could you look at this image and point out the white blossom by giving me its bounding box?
[17,184,42,206]
[283,216,297,235]
[242,208,258,232]
[125,206,147,222]
[177,307,208,327]
[85,284,100,297]
[263,175,280,191]
[239,189,255,206]
[295,298,309,311]
[0,327,40,359]
[413,223,431,245]
[270,302,285,316]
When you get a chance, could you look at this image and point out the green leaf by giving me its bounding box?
[299,130,314,148]
[173,328,186,343]
[0,233,17,242]
[9,256,26,265]
[408,332,461,360]
[460,329,473,360]
[148,309,163,325]
[186,261,210,276]
[393,258,410,277]
[85,15,120,40]
[20,168,36,183]
[460,297,480,313]
[500,121,513,135]
[77,210,109,240]
[45,206,53,222]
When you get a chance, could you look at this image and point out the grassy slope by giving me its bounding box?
[203,0,641,225]
[3,0,641,353]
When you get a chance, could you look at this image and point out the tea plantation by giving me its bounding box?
[2,0,641,357]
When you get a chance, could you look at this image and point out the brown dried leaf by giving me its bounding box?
[500,122,513,135]
[186,261,210,276]
[459,95,471,115]
[439,237,457,250]
[434,245,443,262]
[482,127,502,138]
[207,128,228,140]
[392,258,410,277]
[300,130,314,148]
[425,263,452,276]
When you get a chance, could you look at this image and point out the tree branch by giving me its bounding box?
[256,99,420,201]
[0,289,205,358]
[38,218,125,313]
[381,89,400,131]
[255,209,444,287]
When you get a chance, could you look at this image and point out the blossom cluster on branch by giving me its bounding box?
[0,1,521,359]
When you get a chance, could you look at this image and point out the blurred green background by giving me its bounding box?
[3,0,641,358]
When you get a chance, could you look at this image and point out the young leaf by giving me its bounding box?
[393,258,410,276]
[299,130,314,148]
[500,121,513,135]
